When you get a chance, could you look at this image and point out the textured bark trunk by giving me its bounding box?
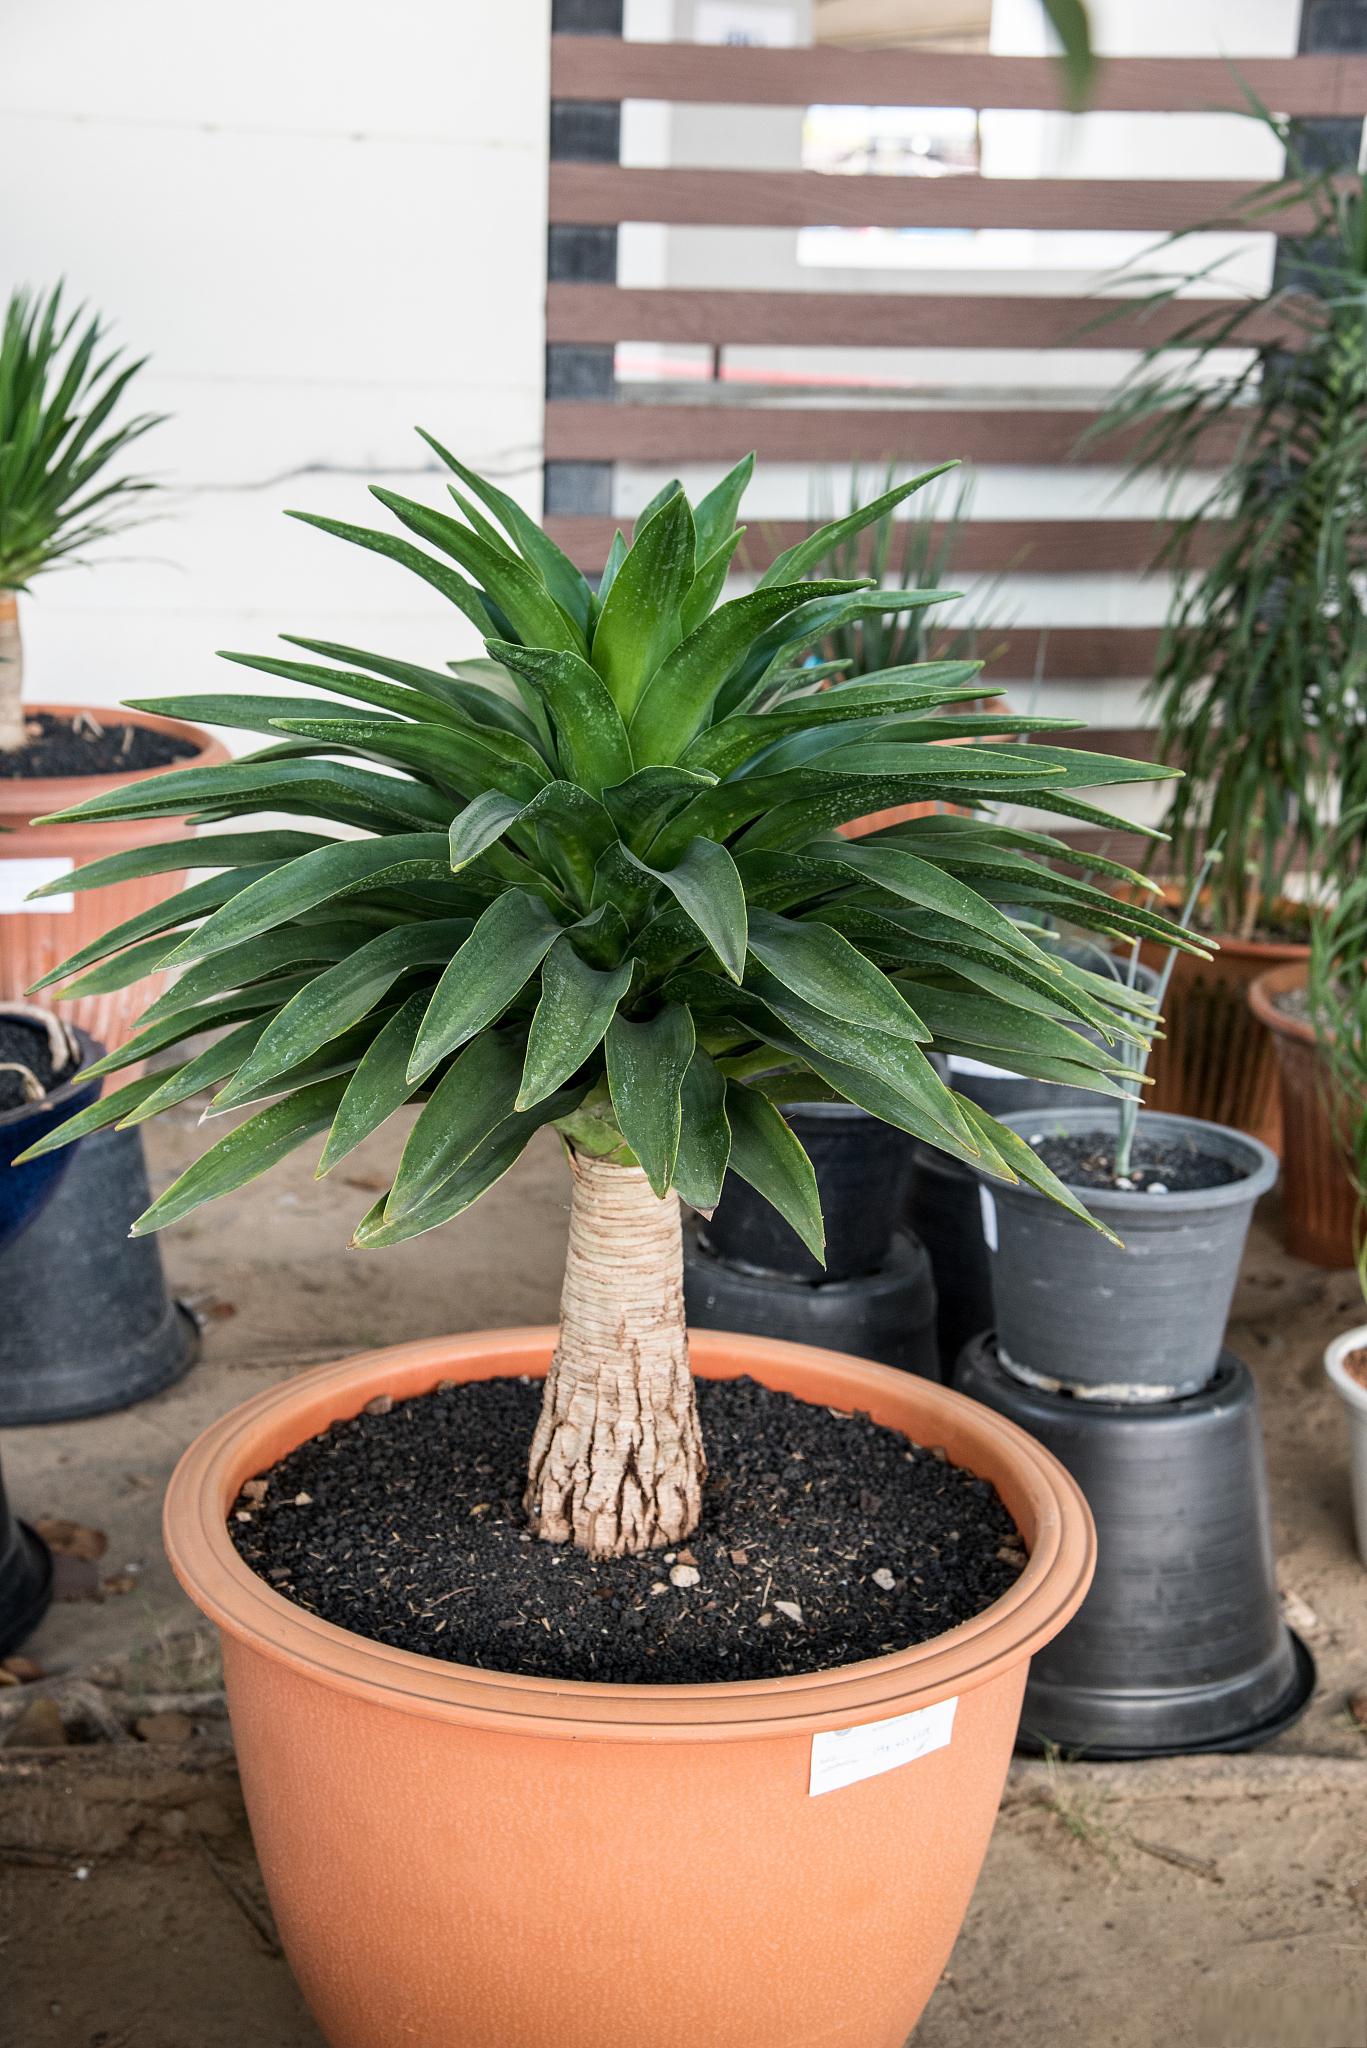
[525,1148,705,1558]
[0,595,24,751]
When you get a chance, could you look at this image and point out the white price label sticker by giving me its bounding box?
[978,1185,998,1253]
[0,857,74,913]
[810,1696,957,1797]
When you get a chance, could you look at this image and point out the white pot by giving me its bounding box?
[1324,1325,1367,1569]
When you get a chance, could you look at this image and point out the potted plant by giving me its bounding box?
[25,448,1188,2046]
[1091,110,1367,1149]
[0,283,228,1047]
[1248,957,1360,1267]
[960,893,1309,1757]
[1310,808,1367,1564]
[975,885,1278,1402]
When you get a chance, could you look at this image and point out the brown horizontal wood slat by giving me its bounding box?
[944,627,1162,680]
[545,514,1221,576]
[549,164,1311,234]
[546,285,1298,351]
[550,39,1367,116]
[544,401,1240,466]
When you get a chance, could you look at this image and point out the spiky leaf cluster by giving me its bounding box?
[25,444,1190,1258]
[0,284,161,591]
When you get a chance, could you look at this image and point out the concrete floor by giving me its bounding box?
[3,1105,1367,2046]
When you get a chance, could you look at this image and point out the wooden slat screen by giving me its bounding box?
[543,22,1367,779]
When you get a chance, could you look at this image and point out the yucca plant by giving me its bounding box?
[1089,106,1367,937]
[0,284,163,749]
[20,443,1190,1557]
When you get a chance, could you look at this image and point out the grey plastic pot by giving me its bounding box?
[956,1335,1314,1758]
[977,1108,1278,1401]
[683,1221,940,1380]
[0,1121,198,1425]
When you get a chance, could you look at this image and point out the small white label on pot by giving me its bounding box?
[809,1696,957,1796]
[0,857,73,913]
[978,1185,998,1252]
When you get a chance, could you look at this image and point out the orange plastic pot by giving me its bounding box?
[0,702,228,1049]
[1248,963,1360,1268]
[165,1326,1094,2048]
[1134,887,1309,1152]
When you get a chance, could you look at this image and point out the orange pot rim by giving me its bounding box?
[0,701,226,821]
[165,1327,1096,1746]
[1148,883,1310,964]
[1248,961,1314,1046]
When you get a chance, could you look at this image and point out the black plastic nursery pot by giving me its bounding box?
[699,1101,915,1284]
[0,1447,51,1659]
[978,1107,1278,1401]
[955,1334,1313,1758]
[0,1121,199,1426]
[683,1221,940,1380]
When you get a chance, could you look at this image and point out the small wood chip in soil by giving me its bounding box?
[228,1377,1024,1685]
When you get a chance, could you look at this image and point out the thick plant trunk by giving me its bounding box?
[0,595,24,751]
[525,1148,705,1558]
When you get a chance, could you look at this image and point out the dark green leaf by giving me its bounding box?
[212,920,470,1107]
[486,640,634,794]
[590,490,697,717]
[722,1081,824,1263]
[673,1050,731,1211]
[746,907,927,1041]
[316,994,430,1173]
[605,1003,695,1195]
[518,939,635,1108]
[409,892,564,1081]
[131,1078,349,1235]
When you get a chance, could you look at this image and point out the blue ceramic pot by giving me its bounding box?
[0,1027,101,1253]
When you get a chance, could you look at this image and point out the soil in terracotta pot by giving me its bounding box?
[228,1375,1026,1683]
[0,1017,72,1111]
[0,712,197,779]
[1270,984,1313,1025]
[1028,1130,1243,1194]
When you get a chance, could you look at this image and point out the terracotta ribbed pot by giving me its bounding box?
[0,703,228,1049]
[1135,888,1309,1153]
[1248,963,1360,1269]
[165,1327,1094,2048]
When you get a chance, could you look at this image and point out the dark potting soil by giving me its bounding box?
[1343,1347,1367,1394]
[0,711,196,780]
[1031,1130,1242,1194]
[0,1018,70,1112]
[228,1376,1026,1684]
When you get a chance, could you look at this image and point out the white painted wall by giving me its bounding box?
[0,0,552,718]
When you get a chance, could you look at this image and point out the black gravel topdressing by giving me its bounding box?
[228,1376,1026,1684]
[0,1018,70,1113]
[1032,1130,1242,1194]
[0,711,197,780]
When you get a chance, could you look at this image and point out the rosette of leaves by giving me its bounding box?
[0,283,163,748]
[21,443,1190,1554]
